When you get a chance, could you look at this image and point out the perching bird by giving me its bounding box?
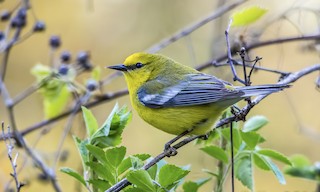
[108,52,287,135]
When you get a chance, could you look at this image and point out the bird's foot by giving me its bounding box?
[164,143,178,157]
[231,106,247,121]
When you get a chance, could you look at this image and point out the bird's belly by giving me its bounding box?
[134,103,225,135]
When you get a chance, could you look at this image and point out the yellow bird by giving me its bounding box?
[108,52,286,135]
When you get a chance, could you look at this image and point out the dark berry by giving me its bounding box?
[10,16,26,28]
[0,10,11,21]
[58,64,69,75]
[49,35,61,48]
[86,79,98,92]
[77,51,92,70]
[77,51,89,64]
[17,8,27,20]
[0,31,4,41]
[33,20,46,32]
[60,51,71,62]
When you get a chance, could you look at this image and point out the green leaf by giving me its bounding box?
[118,154,150,175]
[260,156,286,184]
[183,181,198,192]
[147,164,158,180]
[105,146,126,168]
[235,156,253,190]
[240,131,265,149]
[88,179,111,191]
[86,144,107,164]
[231,6,268,27]
[60,167,86,187]
[73,136,89,169]
[91,104,131,147]
[243,116,268,132]
[81,106,99,137]
[86,161,116,184]
[200,145,228,163]
[126,170,155,192]
[220,127,242,150]
[284,154,317,181]
[158,164,190,189]
[182,178,211,192]
[253,153,270,170]
[43,84,71,118]
[257,149,292,166]
[288,154,311,167]
[92,66,101,81]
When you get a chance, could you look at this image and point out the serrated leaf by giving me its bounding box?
[60,167,86,187]
[241,131,265,149]
[86,161,116,184]
[158,164,190,189]
[243,116,268,132]
[231,6,268,27]
[235,156,253,190]
[82,106,99,137]
[200,145,228,163]
[126,170,155,192]
[86,144,107,164]
[253,153,270,170]
[105,146,126,168]
[91,104,131,147]
[257,149,292,166]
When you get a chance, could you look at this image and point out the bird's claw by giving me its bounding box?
[164,144,178,157]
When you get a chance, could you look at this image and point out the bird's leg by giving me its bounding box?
[164,128,194,157]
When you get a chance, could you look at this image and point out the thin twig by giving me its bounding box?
[146,0,248,53]
[2,122,24,192]
[225,19,246,85]
[230,121,234,192]
[196,34,320,71]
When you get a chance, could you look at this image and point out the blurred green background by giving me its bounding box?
[1,0,320,191]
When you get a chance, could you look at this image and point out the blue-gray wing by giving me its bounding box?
[137,73,244,108]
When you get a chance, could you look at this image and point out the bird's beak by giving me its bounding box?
[107,64,127,71]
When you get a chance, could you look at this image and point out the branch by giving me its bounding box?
[146,0,248,53]
[196,34,320,71]
[105,63,320,192]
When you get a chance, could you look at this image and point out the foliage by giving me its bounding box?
[231,6,268,27]
[60,105,297,192]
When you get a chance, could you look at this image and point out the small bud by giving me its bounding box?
[60,51,71,62]
[86,79,98,92]
[49,35,61,49]
[0,10,11,21]
[0,31,5,41]
[33,20,46,32]
[58,64,69,75]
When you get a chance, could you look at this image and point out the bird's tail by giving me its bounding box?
[235,84,290,97]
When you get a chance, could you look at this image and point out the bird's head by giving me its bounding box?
[108,52,168,89]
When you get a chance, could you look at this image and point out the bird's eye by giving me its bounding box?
[135,62,143,68]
